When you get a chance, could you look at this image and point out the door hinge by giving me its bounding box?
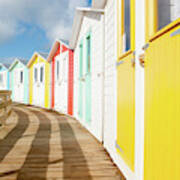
[170,28,180,37]
[142,43,149,51]
[115,141,123,153]
[116,61,124,67]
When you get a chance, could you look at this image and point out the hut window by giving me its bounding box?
[86,35,91,73]
[123,0,131,52]
[34,68,38,82]
[40,66,44,83]
[20,71,23,83]
[56,61,60,80]
[157,0,180,30]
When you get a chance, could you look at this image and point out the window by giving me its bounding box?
[20,71,23,83]
[157,0,180,30]
[56,61,60,80]
[123,0,131,52]
[34,68,38,82]
[40,66,44,83]
[86,35,91,73]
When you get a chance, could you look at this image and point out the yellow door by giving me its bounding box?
[116,53,135,171]
[144,22,180,180]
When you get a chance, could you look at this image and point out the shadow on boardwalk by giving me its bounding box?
[58,115,92,179]
[17,110,51,180]
[0,109,29,162]
[0,105,123,179]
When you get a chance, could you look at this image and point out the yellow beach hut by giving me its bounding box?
[27,52,50,109]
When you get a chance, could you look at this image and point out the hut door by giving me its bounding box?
[39,64,45,107]
[33,65,39,106]
[85,35,91,124]
[78,43,83,119]
[55,52,68,113]
[14,69,20,102]
[62,53,68,113]
[33,64,44,107]
[144,24,180,180]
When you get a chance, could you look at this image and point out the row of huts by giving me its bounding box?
[0,0,180,180]
[0,40,73,115]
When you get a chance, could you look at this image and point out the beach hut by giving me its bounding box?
[0,63,10,90]
[101,0,180,180]
[8,58,29,104]
[27,52,50,108]
[70,2,105,142]
[143,1,180,180]
[47,39,74,115]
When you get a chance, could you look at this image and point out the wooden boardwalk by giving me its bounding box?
[0,104,124,180]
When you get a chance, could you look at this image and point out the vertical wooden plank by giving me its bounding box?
[68,50,74,115]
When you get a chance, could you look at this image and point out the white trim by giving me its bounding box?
[77,7,104,13]
[8,58,26,71]
[134,0,145,180]
[92,0,107,8]
[0,63,8,71]
[69,7,104,49]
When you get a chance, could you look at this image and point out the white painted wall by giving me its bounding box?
[134,0,145,180]
[73,10,104,142]
[0,71,8,90]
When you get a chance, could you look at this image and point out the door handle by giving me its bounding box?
[139,54,145,67]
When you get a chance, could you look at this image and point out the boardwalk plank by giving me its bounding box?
[0,104,125,180]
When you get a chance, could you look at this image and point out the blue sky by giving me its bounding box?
[0,0,91,64]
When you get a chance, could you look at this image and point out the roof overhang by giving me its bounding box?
[47,39,70,62]
[69,7,104,49]
[8,58,25,71]
[27,52,47,68]
[92,0,107,9]
[0,63,7,70]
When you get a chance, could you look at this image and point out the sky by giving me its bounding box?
[0,0,91,64]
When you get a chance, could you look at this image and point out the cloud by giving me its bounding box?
[0,0,88,44]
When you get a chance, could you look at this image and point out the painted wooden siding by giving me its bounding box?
[144,21,180,180]
[24,68,29,104]
[0,71,9,90]
[44,61,50,108]
[68,49,74,115]
[73,11,104,141]
[29,65,33,105]
[104,0,117,153]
